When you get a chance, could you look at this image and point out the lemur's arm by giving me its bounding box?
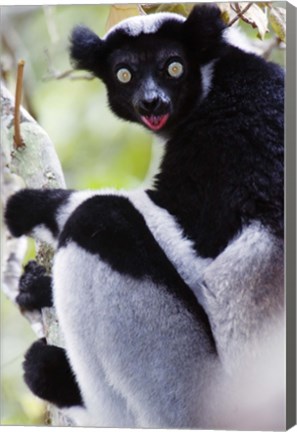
[5,189,72,244]
[5,189,96,247]
[5,188,212,278]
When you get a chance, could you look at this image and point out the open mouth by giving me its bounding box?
[141,114,169,131]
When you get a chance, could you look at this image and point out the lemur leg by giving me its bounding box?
[5,189,219,426]
[23,338,84,408]
[197,223,284,369]
[4,190,87,413]
[53,195,218,428]
[16,262,132,427]
[197,226,285,429]
[15,262,85,411]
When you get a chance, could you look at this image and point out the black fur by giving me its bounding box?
[182,4,227,63]
[17,261,53,311]
[70,5,226,73]
[23,338,84,408]
[59,194,216,345]
[69,5,228,135]
[4,189,72,238]
[69,4,284,258]
[70,25,104,72]
[148,48,284,257]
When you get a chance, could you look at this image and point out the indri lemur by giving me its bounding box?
[5,5,284,429]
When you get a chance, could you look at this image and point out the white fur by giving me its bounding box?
[223,26,260,54]
[128,193,285,374]
[53,242,217,427]
[53,244,136,427]
[200,222,284,370]
[53,188,212,297]
[200,60,217,99]
[129,190,212,284]
[31,225,57,247]
[212,320,285,430]
[103,12,185,39]
[35,189,284,429]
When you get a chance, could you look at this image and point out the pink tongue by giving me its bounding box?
[141,114,169,131]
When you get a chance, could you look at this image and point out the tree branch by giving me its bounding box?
[13,60,26,149]
[228,2,254,27]
[1,81,72,425]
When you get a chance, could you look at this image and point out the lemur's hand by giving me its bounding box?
[5,188,72,239]
[17,260,53,311]
[5,189,43,237]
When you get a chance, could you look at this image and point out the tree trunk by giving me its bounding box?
[1,82,73,425]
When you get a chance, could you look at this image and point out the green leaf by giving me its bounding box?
[236,3,269,40]
[269,7,286,42]
[105,5,140,32]
[141,3,188,17]
[217,3,232,24]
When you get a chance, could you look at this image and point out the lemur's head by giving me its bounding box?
[70,5,226,135]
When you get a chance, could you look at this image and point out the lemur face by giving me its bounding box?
[70,7,226,135]
[105,36,202,134]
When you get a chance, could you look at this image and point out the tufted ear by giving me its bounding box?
[182,4,226,61]
[69,26,105,76]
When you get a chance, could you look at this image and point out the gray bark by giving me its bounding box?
[1,82,72,425]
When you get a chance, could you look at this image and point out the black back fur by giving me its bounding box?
[69,5,284,258]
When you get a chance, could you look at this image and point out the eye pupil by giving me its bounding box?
[117,68,132,83]
[168,61,183,78]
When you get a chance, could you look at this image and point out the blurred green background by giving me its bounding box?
[0,3,285,425]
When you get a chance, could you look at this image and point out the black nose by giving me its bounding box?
[138,97,162,115]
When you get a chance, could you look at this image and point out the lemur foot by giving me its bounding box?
[16,261,53,311]
[24,338,84,408]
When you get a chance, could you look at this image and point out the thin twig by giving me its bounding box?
[43,48,94,81]
[43,68,95,81]
[138,4,147,15]
[14,59,25,149]
[228,2,254,27]
[43,6,59,44]
[262,36,282,60]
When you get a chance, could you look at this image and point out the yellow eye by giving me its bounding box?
[167,61,183,78]
[116,68,132,84]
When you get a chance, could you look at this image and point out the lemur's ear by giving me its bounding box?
[69,26,105,75]
[182,5,226,61]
